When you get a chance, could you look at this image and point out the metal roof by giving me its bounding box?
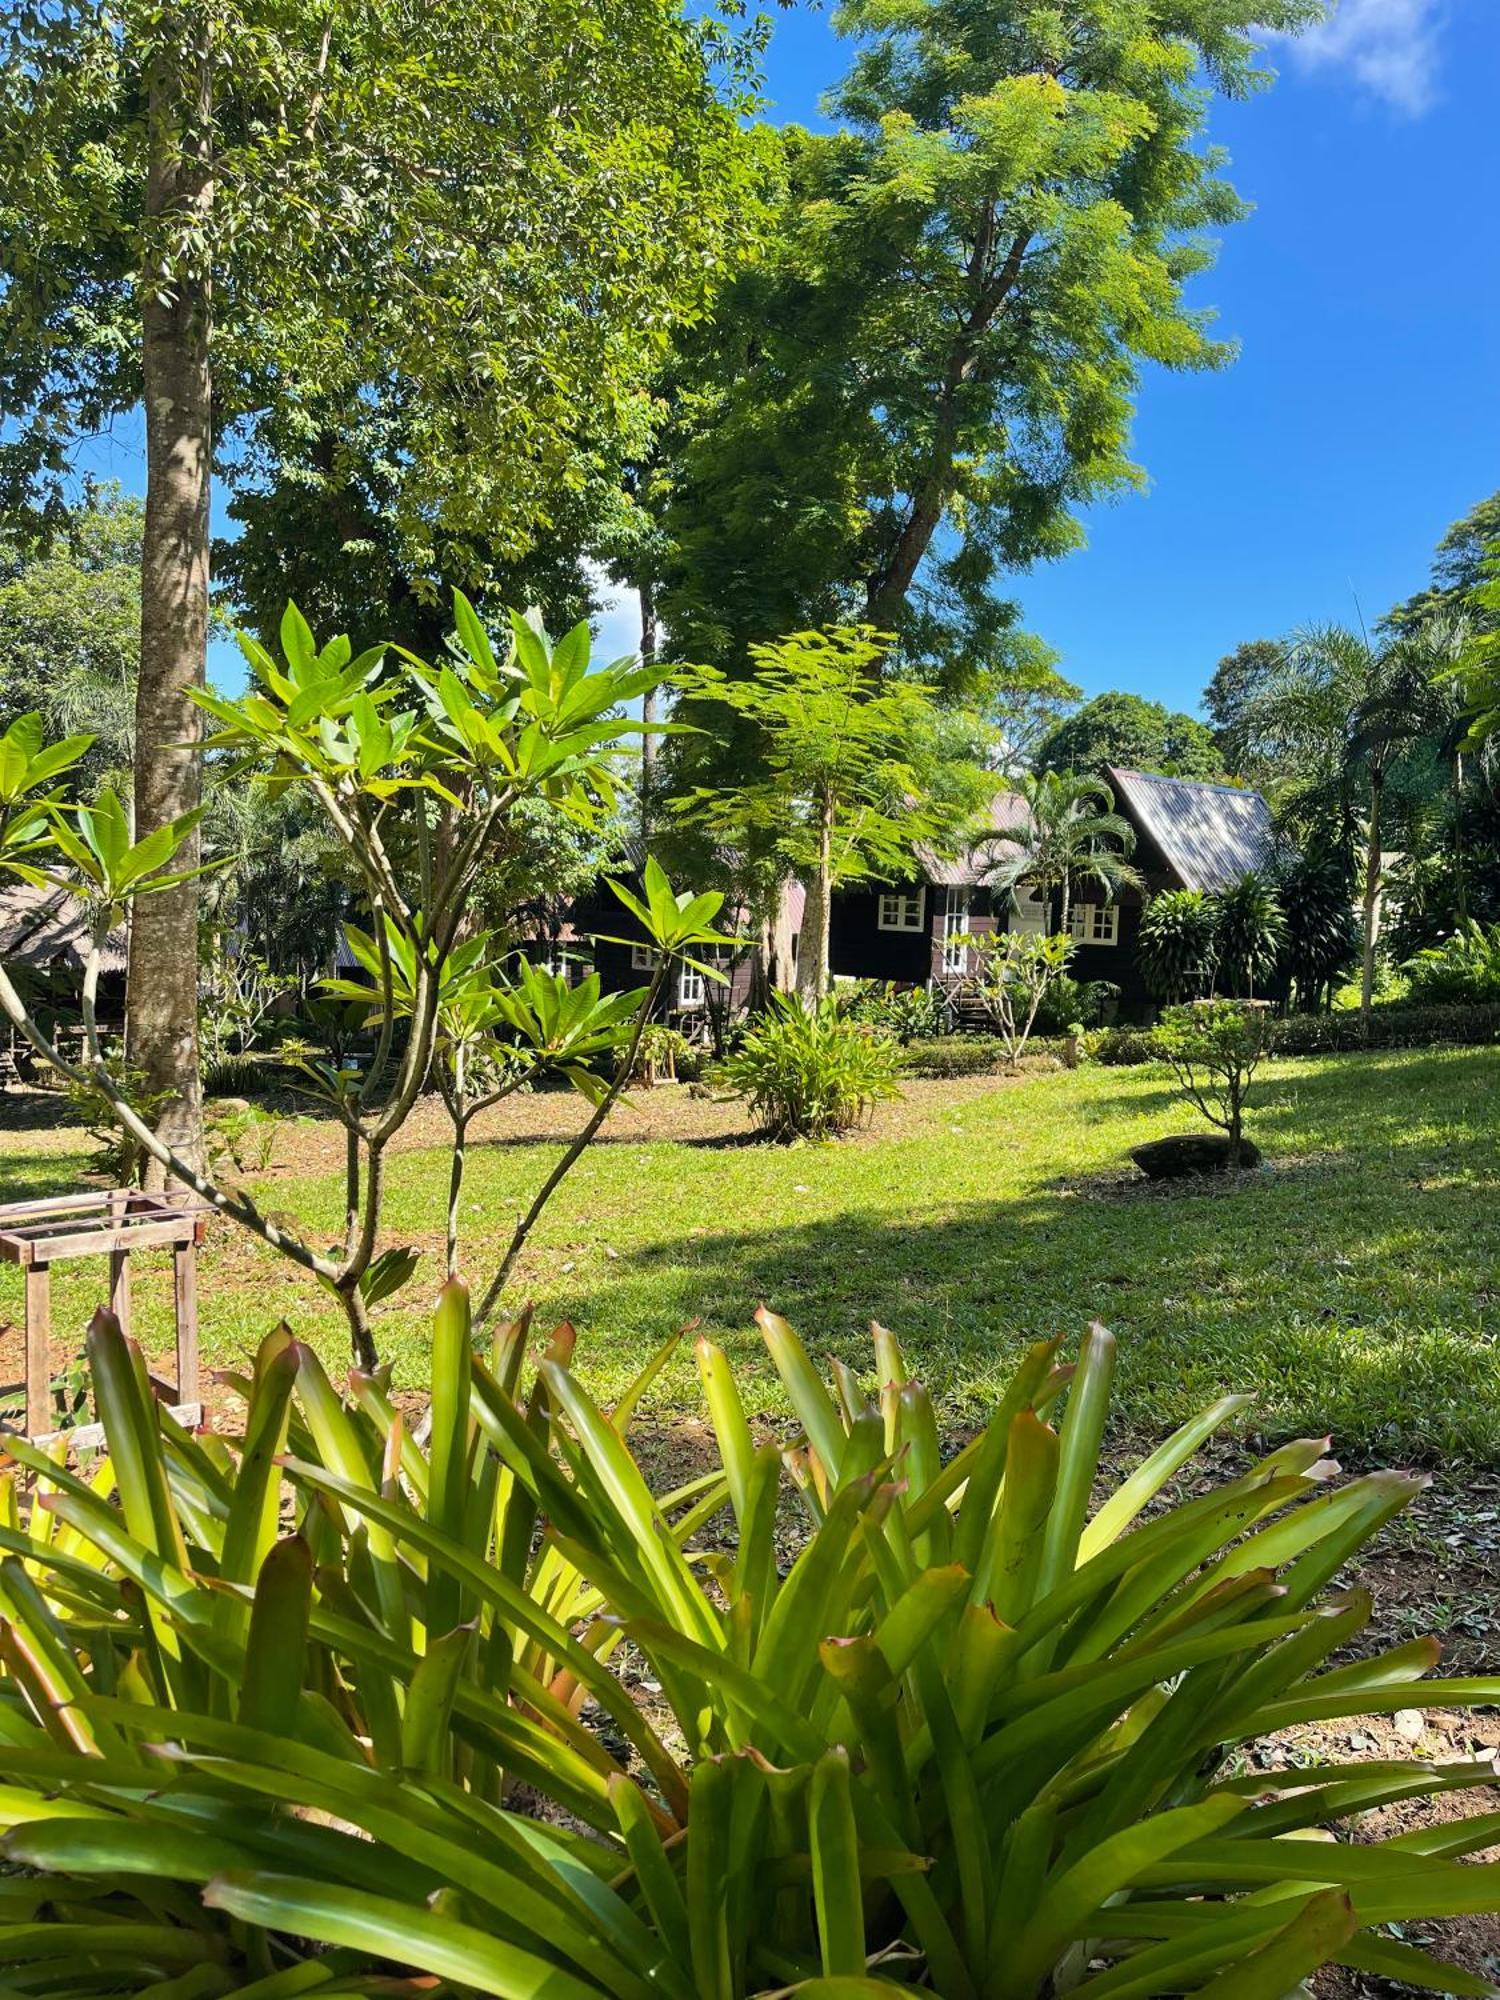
[0,884,127,973]
[1106,767,1274,893]
[918,788,1032,887]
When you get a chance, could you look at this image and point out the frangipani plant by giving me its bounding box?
[0,602,728,1365]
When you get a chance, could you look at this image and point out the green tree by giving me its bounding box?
[0,483,139,792]
[980,768,1142,935]
[676,626,996,1001]
[1,0,755,1171]
[1241,622,1453,1031]
[1036,690,1224,781]
[658,0,1313,688]
[1387,490,1500,633]
[1202,639,1282,772]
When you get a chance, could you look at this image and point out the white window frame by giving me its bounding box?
[677,964,705,1009]
[630,942,655,972]
[1010,885,1047,937]
[877,887,927,934]
[1067,902,1120,947]
[940,886,972,976]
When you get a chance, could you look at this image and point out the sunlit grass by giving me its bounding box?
[1,1046,1496,1462]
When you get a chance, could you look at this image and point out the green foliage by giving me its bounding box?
[1036,691,1224,782]
[970,929,1075,1059]
[839,980,945,1044]
[718,992,902,1139]
[0,482,140,795]
[205,1101,281,1177]
[0,0,760,576]
[1212,872,1288,1000]
[56,1048,173,1183]
[657,0,1314,686]
[1136,889,1219,1004]
[981,771,1142,924]
[1274,847,1360,1012]
[1201,640,1283,772]
[1151,1000,1272,1165]
[1032,974,1118,1037]
[200,1051,275,1100]
[1404,920,1500,1004]
[628,1023,704,1085]
[6,1300,1500,1995]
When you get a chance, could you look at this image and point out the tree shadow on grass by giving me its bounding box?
[556,1141,1500,1467]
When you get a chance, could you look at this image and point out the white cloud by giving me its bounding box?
[1277,0,1445,116]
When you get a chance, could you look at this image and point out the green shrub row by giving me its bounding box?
[1088,1000,1500,1066]
[898,1033,1078,1078]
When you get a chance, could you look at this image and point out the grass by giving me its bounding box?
[0,1045,1496,1463]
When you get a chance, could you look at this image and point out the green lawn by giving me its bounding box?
[2,1046,1497,1463]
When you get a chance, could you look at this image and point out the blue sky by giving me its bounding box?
[80,0,1498,718]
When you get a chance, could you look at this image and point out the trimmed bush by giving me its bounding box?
[1089,1001,1500,1065]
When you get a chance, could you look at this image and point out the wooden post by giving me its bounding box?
[24,1260,51,1438]
[173,1238,198,1408]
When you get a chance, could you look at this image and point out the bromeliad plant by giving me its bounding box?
[0,607,728,1364]
[5,1304,1500,1996]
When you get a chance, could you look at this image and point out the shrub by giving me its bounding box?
[718,991,901,1138]
[6,1302,1500,1995]
[969,929,1075,1058]
[1033,970,1119,1035]
[625,1022,701,1085]
[204,1101,281,1176]
[1136,887,1218,1003]
[1404,919,1500,1004]
[201,1050,271,1099]
[1275,846,1360,1011]
[1213,870,1288,999]
[839,977,944,1043]
[1152,998,1272,1166]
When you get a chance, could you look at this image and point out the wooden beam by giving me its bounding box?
[173,1240,199,1409]
[24,1261,50,1439]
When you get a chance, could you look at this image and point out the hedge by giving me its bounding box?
[899,1003,1500,1078]
[1089,1000,1500,1067]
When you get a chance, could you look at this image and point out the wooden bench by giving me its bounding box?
[0,1191,206,1446]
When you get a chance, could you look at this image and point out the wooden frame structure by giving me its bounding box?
[0,1190,206,1446]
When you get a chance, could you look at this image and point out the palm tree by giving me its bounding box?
[980,770,1142,935]
[1242,622,1453,1032]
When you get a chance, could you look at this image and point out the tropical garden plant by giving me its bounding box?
[1211,872,1288,1001]
[0,608,727,1366]
[5,1300,1500,1994]
[1403,918,1500,1004]
[1151,1000,1272,1170]
[969,930,1075,1060]
[980,771,1142,938]
[717,991,902,1139]
[1135,889,1219,1005]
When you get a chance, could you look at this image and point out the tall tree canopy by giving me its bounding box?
[1036,690,1223,781]
[655,0,1315,690]
[1202,638,1282,772]
[0,483,140,792]
[1,0,758,1163]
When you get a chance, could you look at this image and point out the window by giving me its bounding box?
[1067,903,1120,947]
[630,942,655,971]
[677,965,705,1009]
[1010,886,1047,937]
[940,886,972,976]
[877,887,926,933]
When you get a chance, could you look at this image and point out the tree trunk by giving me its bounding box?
[638,574,659,837]
[129,35,213,1183]
[1359,774,1383,1040]
[796,792,834,1004]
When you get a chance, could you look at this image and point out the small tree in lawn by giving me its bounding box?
[1152,1000,1271,1171]
[970,930,1075,1060]
[676,626,996,1002]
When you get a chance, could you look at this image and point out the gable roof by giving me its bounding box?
[1106,767,1274,893]
[0,883,129,974]
[918,787,1032,887]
